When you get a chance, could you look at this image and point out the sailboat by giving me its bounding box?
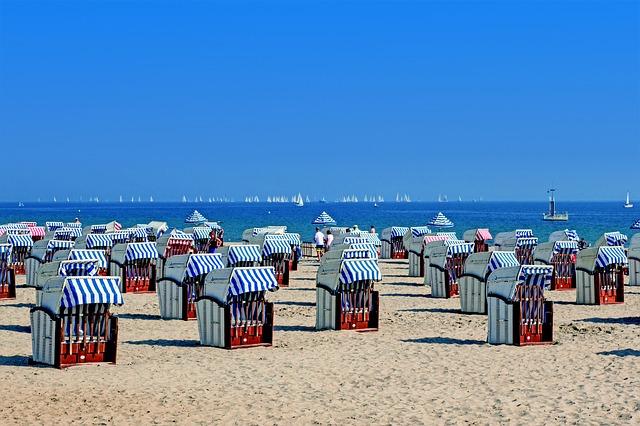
[53,196,57,202]
[150,196,154,202]
[543,189,569,221]
[624,192,633,208]
[294,193,304,207]
[119,195,123,203]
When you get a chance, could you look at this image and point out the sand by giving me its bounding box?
[1,259,639,425]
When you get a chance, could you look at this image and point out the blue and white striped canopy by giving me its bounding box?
[185,210,207,224]
[446,242,475,255]
[228,245,262,265]
[58,260,98,277]
[564,229,579,241]
[437,232,458,240]
[61,277,123,308]
[410,226,432,237]
[284,233,302,247]
[47,239,75,251]
[631,219,640,230]
[348,243,379,258]
[553,240,579,254]
[262,235,292,256]
[7,228,30,235]
[228,267,278,296]
[69,249,108,269]
[109,231,131,244]
[516,237,538,248]
[359,233,382,246]
[488,251,520,274]
[596,246,627,268]
[45,221,64,231]
[203,221,222,230]
[341,249,372,259]
[185,253,225,278]
[127,227,148,240]
[428,212,454,228]
[390,227,409,238]
[7,234,33,247]
[515,229,534,238]
[169,229,194,241]
[312,211,336,225]
[343,236,370,245]
[192,227,211,240]
[125,242,159,261]
[54,229,73,240]
[86,234,114,249]
[339,259,382,284]
[91,224,108,233]
[135,225,155,237]
[604,231,628,246]
[519,265,554,290]
[65,222,82,229]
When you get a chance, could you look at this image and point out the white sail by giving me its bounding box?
[625,192,633,208]
[182,195,187,202]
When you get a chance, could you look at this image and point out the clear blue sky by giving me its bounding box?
[1,1,638,202]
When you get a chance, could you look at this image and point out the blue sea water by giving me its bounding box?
[0,202,638,244]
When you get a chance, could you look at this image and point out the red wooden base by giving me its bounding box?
[13,264,25,275]
[552,276,574,291]
[391,251,407,260]
[229,325,271,347]
[0,285,16,300]
[124,277,154,293]
[599,291,623,305]
[59,341,111,366]
[514,301,553,346]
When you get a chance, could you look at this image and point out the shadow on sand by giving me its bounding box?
[117,313,161,321]
[402,336,485,345]
[0,324,31,333]
[0,355,31,367]
[274,325,316,332]
[598,349,640,357]
[125,339,199,348]
[580,317,640,326]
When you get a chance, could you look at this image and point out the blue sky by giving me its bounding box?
[1,1,638,201]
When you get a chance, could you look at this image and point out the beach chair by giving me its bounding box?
[109,242,158,293]
[249,234,292,286]
[463,228,492,252]
[30,276,123,368]
[381,227,409,259]
[29,226,46,242]
[458,251,520,314]
[45,221,64,232]
[126,227,149,243]
[407,235,449,278]
[486,265,554,345]
[428,241,475,298]
[423,239,451,286]
[316,257,382,331]
[146,221,169,241]
[576,246,626,305]
[548,229,579,243]
[284,233,302,271]
[108,231,131,246]
[241,226,287,242]
[594,231,628,247]
[189,226,212,253]
[68,248,109,276]
[156,231,195,279]
[195,267,278,349]
[500,236,538,265]
[157,253,225,320]
[0,244,16,300]
[219,244,262,268]
[4,234,33,275]
[534,241,578,290]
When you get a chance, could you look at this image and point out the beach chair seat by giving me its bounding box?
[463,228,492,253]
[109,242,159,293]
[576,246,626,305]
[429,242,475,298]
[0,244,16,300]
[534,241,579,290]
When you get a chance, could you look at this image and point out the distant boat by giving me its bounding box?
[150,196,154,202]
[320,197,327,203]
[543,189,569,221]
[66,197,70,203]
[624,192,633,208]
[182,195,187,203]
[53,196,57,202]
[374,202,378,208]
[294,193,304,207]
[119,195,123,203]
[458,196,462,202]
[18,202,24,207]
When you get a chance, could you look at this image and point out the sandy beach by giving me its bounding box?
[1,258,638,425]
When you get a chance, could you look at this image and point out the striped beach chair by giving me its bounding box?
[316,257,382,331]
[486,265,554,346]
[196,267,278,349]
[462,228,492,253]
[380,227,409,259]
[30,276,123,368]
[534,240,579,290]
[157,253,225,320]
[0,244,16,300]
[428,241,475,298]
[109,242,159,293]
[576,246,626,305]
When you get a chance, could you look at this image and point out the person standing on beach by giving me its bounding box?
[325,230,334,252]
[370,225,376,234]
[314,227,325,261]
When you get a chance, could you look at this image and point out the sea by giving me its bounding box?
[1,201,638,244]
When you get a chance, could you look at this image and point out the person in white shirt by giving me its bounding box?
[314,228,325,261]
[325,230,334,251]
